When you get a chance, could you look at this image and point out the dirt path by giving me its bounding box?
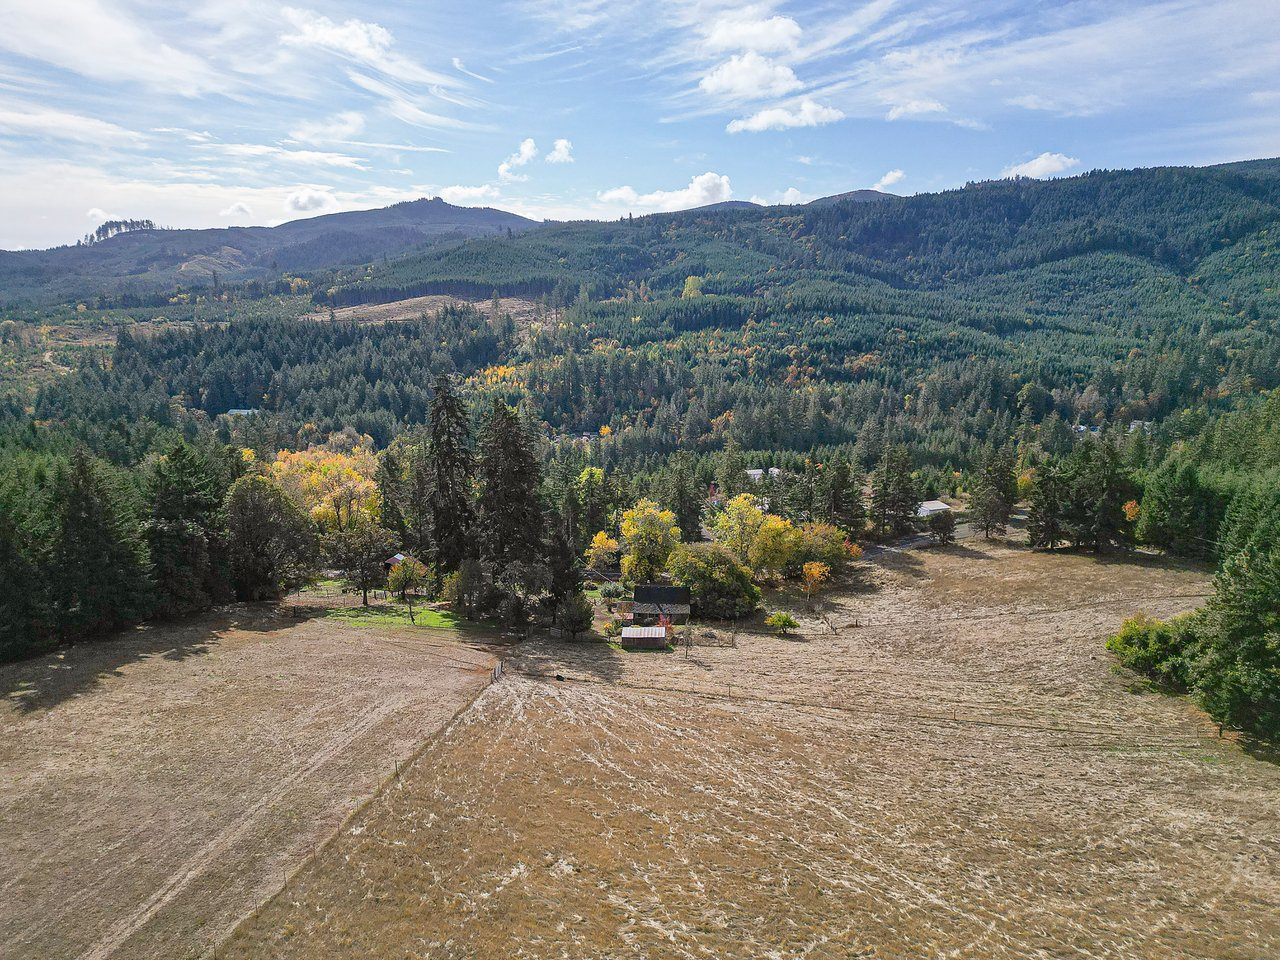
[221,543,1280,959]
[0,607,498,960]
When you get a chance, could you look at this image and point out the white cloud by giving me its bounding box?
[599,171,732,212]
[439,184,499,204]
[0,1,220,95]
[284,188,339,213]
[749,187,812,205]
[219,201,254,218]
[452,57,494,83]
[727,99,844,133]
[85,207,119,222]
[873,169,905,190]
[280,8,457,88]
[705,14,802,53]
[288,111,365,144]
[1002,151,1081,179]
[546,138,574,163]
[885,98,945,121]
[700,52,802,101]
[209,142,369,170]
[498,137,539,180]
[346,72,472,130]
[0,105,144,144]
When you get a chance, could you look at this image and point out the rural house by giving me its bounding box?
[917,500,952,519]
[630,584,691,626]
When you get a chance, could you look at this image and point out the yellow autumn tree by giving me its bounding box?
[585,530,620,570]
[619,499,680,584]
[748,514,801,580]
[710,493,765,563]
[269,441,380,532]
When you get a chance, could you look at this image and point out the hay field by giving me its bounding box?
[223,542,1280,960]
[0,605,498,960]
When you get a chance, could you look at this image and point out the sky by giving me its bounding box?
[1,0,1279,249]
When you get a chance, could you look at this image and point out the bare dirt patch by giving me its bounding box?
[222,542,1280,959]
[0,605,498,960]
[307,294,542,326]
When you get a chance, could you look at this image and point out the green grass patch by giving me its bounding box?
[322,601,480,632]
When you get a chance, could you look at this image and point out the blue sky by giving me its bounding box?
[1,0,1278,249]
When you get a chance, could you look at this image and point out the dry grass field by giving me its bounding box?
[223,542,1280,960]
[0,604,499,960]
[308,294,542,325]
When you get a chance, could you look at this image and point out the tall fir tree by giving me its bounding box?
[144,442,222,617]
[1027,461,1068,549]
[476,400,545,570]
[50,451,152,642]
[869,445,917,540]
[428,374,474,573]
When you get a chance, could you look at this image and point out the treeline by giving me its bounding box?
[989,392,1279,738]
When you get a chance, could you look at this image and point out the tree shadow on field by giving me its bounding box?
[934,542,995,560]
[510,636,627,686]
[1,603,298,715]
[1240,736,1280,768]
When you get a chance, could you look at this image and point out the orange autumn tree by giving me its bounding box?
[269,437,380,533]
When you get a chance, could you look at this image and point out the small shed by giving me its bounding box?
[620,625,669,649]
[631,584,691,626]
[917,500,952,519]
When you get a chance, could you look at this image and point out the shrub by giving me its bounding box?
[666,543,761,620]
[765,611,799,635]
[555,592,596,641]
[1106,613,1196,689]
[926,510,957,544]
[793,522,849,573]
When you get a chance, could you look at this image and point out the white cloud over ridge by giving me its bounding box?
[727,99,844,133]
[219,201,254,217]
[440,183,499,204]
[284,187,339,213]
[1003,152,1080,179]
[873,169,905,190]
[599,171,731,211]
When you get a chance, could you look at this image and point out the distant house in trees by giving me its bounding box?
[916,500,952,519]
[383,552,419,574]
[629,584,691,626]
[224,408,261,417]
[745,467,782,483]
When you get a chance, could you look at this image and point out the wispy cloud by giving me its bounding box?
[727,99,844,134]
[0,104,145,144]
[873,169,905,190]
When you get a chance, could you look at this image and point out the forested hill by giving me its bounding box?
[0,197,540,307]
[316,158,1280,305]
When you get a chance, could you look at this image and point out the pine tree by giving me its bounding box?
[1027,461,1068,549]
[0,477,51,660]
[476,400,545,570]
[50,451,152,641]
[428,374,474,573]
[869,446,916,540]
[662,453,704,541]
[816,456,865,535]
[144,442,221,617]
